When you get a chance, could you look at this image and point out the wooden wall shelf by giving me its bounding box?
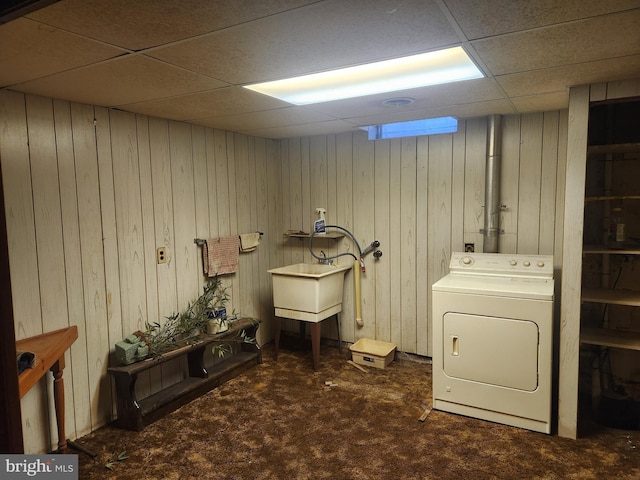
[587,142,640,155]
[285,232,344,239]
[581,327,640,351]
[582,287,640,306]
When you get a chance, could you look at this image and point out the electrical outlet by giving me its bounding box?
[464,243,475,253]
[157,247,167,264]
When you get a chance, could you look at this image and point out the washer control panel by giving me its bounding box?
[450,252,553,277]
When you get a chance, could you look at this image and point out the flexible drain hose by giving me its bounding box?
[354,258,363,328]
[309,224,362,262]
[309,225,364,328]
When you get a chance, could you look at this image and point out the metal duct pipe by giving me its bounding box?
[483,114,502,253]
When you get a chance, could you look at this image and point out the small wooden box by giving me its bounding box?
[349,338,396,369]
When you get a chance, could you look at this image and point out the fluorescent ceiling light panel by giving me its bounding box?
[244,46,483,105]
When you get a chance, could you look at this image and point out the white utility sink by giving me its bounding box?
[268,262,352,322]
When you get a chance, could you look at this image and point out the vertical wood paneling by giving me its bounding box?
[110,110,147,335]
[23,94,71,452]
[309,136,331,264]
[211,130,232,317]
[25,96,67,332]
[222,132,238,313]
[500,115,522,253]
[374,139,391,342]
[400,137,417,353]
[275,111,570,358]
[335,133,354,342]
[559,85,590,439]
[249,137,261,324]
[0,91,41,339]
[451,122,466,252]
[169,121,198,309]
[463,118,486,252]
[70,102,111,430]
[134,114,158,401]
[539,112,560,255]
[53,99,88,439]
[3,86,574,451]
[1,91,47,452]
[353,131,376,340]
[235,134,252,314]
[206,129,221,238]
[255,137,271,342]
[94,107,123,415]
[326,135,338,260]
[300,138,311,264]
[416,136,429,356]
[426,135,453,357]
[265,139,281,339]
[554,109,569,266]
[388,139,403,349]
[148,117,180,390]
[517,113,544,253]
[289,139,303,264]
[192,125,209,294]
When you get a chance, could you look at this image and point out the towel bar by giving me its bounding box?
[194,232,263,245]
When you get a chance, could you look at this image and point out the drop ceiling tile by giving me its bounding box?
[497,55,640,97]
[12,55,227,107]
[120,87,288,121]
[0,18,125,86]
[193,107,336,131]
[303,78,505,119]
[26,0,319,51]
[241,119,358,140]
[510,92,569,113]
[148,0,459,84]
[444,0,640,39]
[347,99,517,126]
[472,10,640,75]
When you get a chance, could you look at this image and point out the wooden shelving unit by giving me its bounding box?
[581,327,640,351]
[582,287,640,306]
[582,245,640,255]
[579,138,640,349]
[587,142,640,155]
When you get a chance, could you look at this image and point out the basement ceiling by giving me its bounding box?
[1,0,639,139]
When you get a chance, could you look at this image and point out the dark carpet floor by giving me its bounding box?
[71,339,639,479]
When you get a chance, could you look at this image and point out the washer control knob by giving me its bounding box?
[537,261,545,268]
[523,261,531,267]
[510,260,517,266]
[461,256,473,265]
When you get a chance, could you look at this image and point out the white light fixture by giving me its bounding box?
[244,46,483,105]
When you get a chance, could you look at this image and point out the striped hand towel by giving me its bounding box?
[203,236,239,276]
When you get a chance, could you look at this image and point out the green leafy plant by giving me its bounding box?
[144,276,230,356]
[105,450,128,470]
[211,325,258,359]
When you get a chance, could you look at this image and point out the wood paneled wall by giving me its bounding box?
[279,112,567,356]
[0,90,280,453]
[1,88,568,452]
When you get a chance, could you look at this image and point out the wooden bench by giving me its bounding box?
[107,317,261,431]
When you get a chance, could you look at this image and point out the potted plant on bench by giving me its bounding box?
[143,276,230,356]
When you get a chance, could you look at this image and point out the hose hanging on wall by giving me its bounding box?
[309,225,381,328]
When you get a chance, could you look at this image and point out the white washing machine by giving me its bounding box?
[431,252,554,434]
